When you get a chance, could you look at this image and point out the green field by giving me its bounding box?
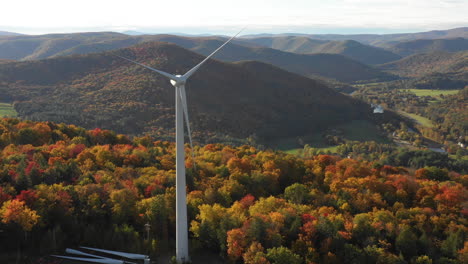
[0,103,17,117]
[336,120,390,143]
[398,110,434,128]
[283,145,339,156]
[353,82,386,88]
[402,89,460,98]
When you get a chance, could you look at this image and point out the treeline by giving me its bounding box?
[302,141,468,173]
[0,118,466,263]
[408,73,468,90]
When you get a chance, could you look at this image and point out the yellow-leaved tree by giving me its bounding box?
[0,199,40,231]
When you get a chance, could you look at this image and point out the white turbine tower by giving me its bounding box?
[117,29,243,263]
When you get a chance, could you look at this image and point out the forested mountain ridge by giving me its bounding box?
[381,37,468,57]
[0,31,23,36]
[0,33,395,83]
[0,118,466,263]
[0,42,396,144]
[240,36,402,65]
[170,37,396,83]
[242,27,468,46]
[0,32,255,60]
[378,50,468,78]
[0,32,126,60]
[2,28,467,65]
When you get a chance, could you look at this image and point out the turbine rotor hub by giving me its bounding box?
[170,75,186,86]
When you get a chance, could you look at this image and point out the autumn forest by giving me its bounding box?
[0,118,466,263]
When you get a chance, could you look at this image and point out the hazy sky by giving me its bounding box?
[1,0,467,35]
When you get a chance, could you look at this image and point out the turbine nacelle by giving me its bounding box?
[170,75,186,87]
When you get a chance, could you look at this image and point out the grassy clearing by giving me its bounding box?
[401,89,460,98]
[283,145,340,156]
[398,110,434,128]
[284,148,302,155]
[0,103,17,117]
[352,82,386,88]
[335,120,390,143]
[273,133,331,153]
[274,120,388,154]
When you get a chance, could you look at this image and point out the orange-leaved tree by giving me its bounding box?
[0,199,40,231]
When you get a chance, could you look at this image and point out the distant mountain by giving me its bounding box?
[0,31,23,36]
[3,28,467,60]
[242,27,468,46]
[239,36,328,53]
[303,40,401,65]
[0,32,395,83]
[0,32,250,60]
[381,38,468,57]
[0,42,398,143]
[0,32,127,60]
[241,36,401,65]
[140,36,395,83]
[378,50,468,78]
[0,32,257,61]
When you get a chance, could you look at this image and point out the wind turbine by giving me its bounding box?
[116,29,243,263]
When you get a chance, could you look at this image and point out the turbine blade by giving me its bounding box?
[65,248,106,258]
[115,54,178,81]
[179,86,196,169]
[182,27,246,80]
[51,255,124,264]
[80,247,148,260]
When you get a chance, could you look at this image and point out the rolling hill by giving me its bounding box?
[0,33,395,83]
[241,36,401,65]
[378,50,468,78]
[0,31,23,36]
[238,36,328,53]
[243,27,468,46]
[0,32,255,61]
[0,42,399,144]
[2,28,467,62]
[150,36,396,83]
[0,32,127,60]
[381,37,468,57]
